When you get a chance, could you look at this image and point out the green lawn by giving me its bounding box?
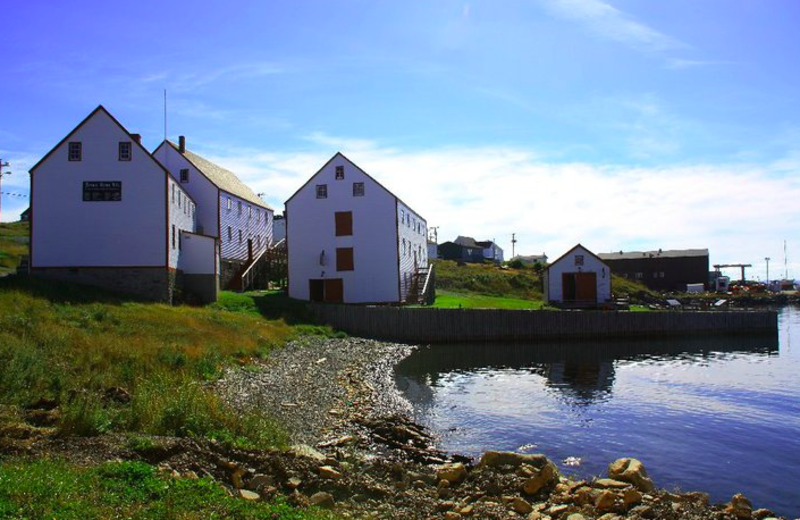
[0,221,28,274]
[431,290,550,310]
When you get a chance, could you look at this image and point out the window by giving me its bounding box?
[227,197,232,210]
[172,225,176,249]
[335,211,353,236]
[248,206,252,219]
[257,235,261,248]
[180,169,189,183]
[237,201,242,215]
[335,165,345,179]
[238,229,243,243]
[402,239,406,254]
[400,209,405,222]
[353,182,365,197]
[336,247,354,271]
[316,184,328,199]
[118,142,132,161]
[575,255,584,266]
[178,191,182,208]
[179,231,182,250]
[227,226,232,242]
[68,142,82,161]
[172,184,175,202]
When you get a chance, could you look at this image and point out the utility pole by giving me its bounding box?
[511,233,517,259]
[0,159,11,225]
[765,257,770,286]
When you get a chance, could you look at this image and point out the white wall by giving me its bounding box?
[287,154,403,303]
[32,109,167,268]
[178,232,217,275]
[168,177,195,269]
[396,200,428,301]
[546,245,611,303]
[219,192,272,262]
[153,143,219,237]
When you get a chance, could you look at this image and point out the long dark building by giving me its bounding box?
[598,249,709,291]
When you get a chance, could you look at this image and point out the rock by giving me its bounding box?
[594,478,631,489]
[522,461,559,496]
[319,465,343,479]
[753,509,775,520]
[545,504,570,516]
[725,494,753,519]
[231,467,246,489]
[598,515,622,520]
[309,491,335,509]
[623,488,643,508]
[478,451,549,471]
[607,458,654,493]
[437,501,456,511]
[566,514,587,520]
[248,474,273,491]
[286,477,303,489]
[512,497,534,514]
[183,471,199,480]
[238,489,260,501]
[459,504,474,515]
[444,512,462,520]
[290,444,327,462]
[437,462,468,484]
[595,490,617,512]
[572,487,594,506]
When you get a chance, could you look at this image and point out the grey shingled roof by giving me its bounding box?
[454,236,481,248]
[598,249,709,260]
[168,141,271,210]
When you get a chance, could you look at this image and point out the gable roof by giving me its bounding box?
[547,243,608,271]
[597,248,709,261]
[158,140,271,210]
[29,105,162,176]
[285,152,425,220]
[454,236,481,248]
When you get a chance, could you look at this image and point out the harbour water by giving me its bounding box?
[395,306,800,517]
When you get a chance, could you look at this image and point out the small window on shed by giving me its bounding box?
[316,184,328,199]
[227,197,232,210]
[180,169,189,183]
[68,142,82,161]
[118,142,132,161]
[335,165,345,180]
[353,182,365,197]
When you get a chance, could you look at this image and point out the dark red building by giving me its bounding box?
[598,249,709,292]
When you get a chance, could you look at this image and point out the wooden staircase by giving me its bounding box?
[406,264,436,305]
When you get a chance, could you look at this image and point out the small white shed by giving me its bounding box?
[544,244,611,307]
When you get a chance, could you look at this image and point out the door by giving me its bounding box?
[247,239,253,261]
[562,273,577,301]
[575,272,597,302]
[324,279,344,303]
[309,279,324,302]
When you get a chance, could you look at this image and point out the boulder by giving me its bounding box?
[593,478,630,489]
[478,451,549,471]
[286,477,302,489]
[725,494,753,519]
[512,497,534,514]
[437,462,468,484]
[622,488,643,508]
[319,465,343,479]
[607,458,654,493]
[309,491,335,509]
[595,490,617,512]
[522,461,560,496]
[290,444,326,462]
[248,474,273,491]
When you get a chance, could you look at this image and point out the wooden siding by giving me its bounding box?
[219,191,272,262]
[309,305,778,343]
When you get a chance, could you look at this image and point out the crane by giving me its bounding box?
[713,263,752,284]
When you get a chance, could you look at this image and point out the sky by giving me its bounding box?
[1,0,799,281]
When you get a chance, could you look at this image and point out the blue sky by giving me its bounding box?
[2,0,799,280]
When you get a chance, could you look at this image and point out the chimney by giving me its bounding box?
[131,133,141,144]
[179,135,186,153]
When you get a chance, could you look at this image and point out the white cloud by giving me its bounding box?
[201,139,800,281]
[537,0,685,53]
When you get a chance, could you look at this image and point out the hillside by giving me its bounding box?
[0,221,28,275]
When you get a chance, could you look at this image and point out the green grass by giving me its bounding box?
[433,259,545,300]
[0,459,339,520]
[0,221,28,274]
[0,276,303,449]
[432,290,551,310]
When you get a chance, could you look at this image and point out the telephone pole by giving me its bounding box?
[765,257,770,285]
[511,233,517,259]
[0,159,11,224]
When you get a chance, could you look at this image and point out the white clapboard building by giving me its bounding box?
[29,106,218,303]
[544,244,611,307]
[286,152,428,303]
[153,138,273,290]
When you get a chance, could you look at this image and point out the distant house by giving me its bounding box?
[286,152,428,303]
[597,249,709,291]
[19,207,30,222]
[439,236,502,263]
[29,106,217,303]
[544,244,611,307]
[512,254,548,266]
[153,137,273,290]
[273,214,285,242]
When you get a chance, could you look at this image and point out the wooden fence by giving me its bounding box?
[309,305,778,343]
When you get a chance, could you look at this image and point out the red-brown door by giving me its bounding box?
[324,279,344,303]
[575,272,597,302]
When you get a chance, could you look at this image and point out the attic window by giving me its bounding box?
[68,142,82,161]
[180,169,189,183]
[316,184,328,199]
[118,142,132,161]
[335,166,345,180]
[353,182,365,197]
[575,255,584,266]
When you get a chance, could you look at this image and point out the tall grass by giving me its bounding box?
[0,276,293,448]
[0,221,28,274]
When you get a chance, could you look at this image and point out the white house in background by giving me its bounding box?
[273,214,286,243]
[29,106,217,303]
[286,152,428,303]
[513,254,549,266]
[153,137,273,289]
[544,244,611,307]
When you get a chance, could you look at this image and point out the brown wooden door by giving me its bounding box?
[309,279,324,302]
[324,279,344,303]
[575,272,597,302]
[562,273,577,301]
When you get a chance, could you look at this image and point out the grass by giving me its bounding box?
[0,459,339,520]
[431,290,551,309]
[0,276,331,449]
[433,259,545,300]
[0,221,28,274]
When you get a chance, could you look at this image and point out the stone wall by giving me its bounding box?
[31,267,174,302]
[220,259,246,290]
